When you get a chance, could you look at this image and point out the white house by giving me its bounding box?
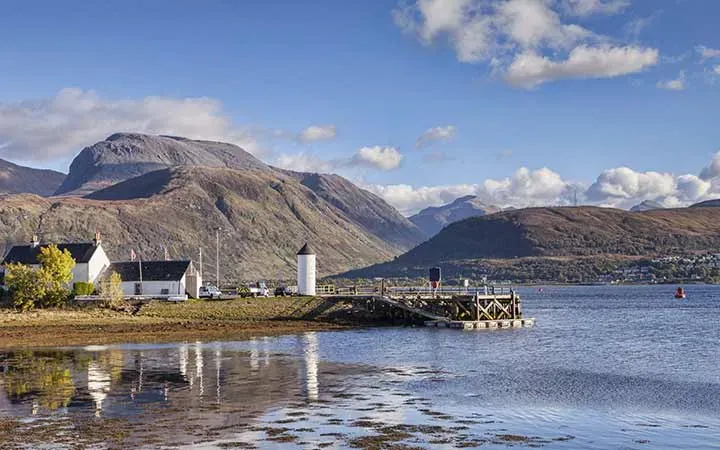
[104,260,201,299]
[1,233,110,286]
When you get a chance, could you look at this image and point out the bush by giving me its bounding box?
[72,282,95,296]
[98,272,128,311]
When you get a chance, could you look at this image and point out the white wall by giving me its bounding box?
[87,245,110,285]
[119,276,187,297]
[297,254,316,296]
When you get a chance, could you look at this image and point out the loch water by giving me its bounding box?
[1,285,719,449]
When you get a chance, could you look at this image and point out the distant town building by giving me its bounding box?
[1,233,110,286]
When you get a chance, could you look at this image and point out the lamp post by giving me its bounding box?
[215,227,221,286]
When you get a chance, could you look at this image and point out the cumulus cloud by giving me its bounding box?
[368,152,720,215]
[393,0,659,87]
[657,71,685,91]
[276,146,404,173]
[562,0,629,17]
[697,46,720,59]
[274,153,336,173]
[481,167,571,207]
[585,167,676,203]
[505,45,658,88]
[700,151,720,180]
[416,125,457,148]
[0,88,262,162]
[297,124,337,143]
[365,183,479,215]
[350,146,403,171]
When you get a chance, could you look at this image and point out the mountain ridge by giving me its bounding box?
[0,159,65,197]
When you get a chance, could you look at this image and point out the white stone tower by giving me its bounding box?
[297,243,316,296]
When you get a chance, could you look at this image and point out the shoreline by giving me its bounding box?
[0,297,366,349]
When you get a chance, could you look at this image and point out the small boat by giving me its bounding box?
[674,287,686,299]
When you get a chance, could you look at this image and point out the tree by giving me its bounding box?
[37,245,76,308]
[98,272,126,310]
[5,263,46,311]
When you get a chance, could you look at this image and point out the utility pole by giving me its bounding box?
[215,227,221,287]
[199,247,203,281]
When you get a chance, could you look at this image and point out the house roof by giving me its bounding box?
[3,243,101,265]
[297,243,315,255]
[106,260,192,282]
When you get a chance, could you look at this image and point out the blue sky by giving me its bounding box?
[1,0,720,214]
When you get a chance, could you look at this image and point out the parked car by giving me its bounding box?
[199,285,222,299]
[240,281,270,298]
[274,286,293,297]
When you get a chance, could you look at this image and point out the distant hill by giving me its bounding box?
[409,195,500,238]
[2,166,417,279]
[0,159,65,197]
[55,133,269,196]
[0,133,426,278]
[343,206,720,278]
[630,200,664,212]
[690,199,720,208]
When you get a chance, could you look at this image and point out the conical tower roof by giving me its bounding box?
[296,243,315,255]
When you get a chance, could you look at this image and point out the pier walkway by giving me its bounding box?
[317,284,534,329]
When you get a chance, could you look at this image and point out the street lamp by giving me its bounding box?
[215,227,222,286]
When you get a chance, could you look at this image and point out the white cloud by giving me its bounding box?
[505,45,658,88]
[657,71,685,91]
[350,146,403,171]
[394,0,660,87]
[416,125,457,148]
[274,152,335,173]
[585,167,676,203]
[480,167,571,207]
[697,46,720,59]
[714,65,720,75]
[0,88,262,162]
[700,151,720,180]
[563,0,630,17]
[365,183,478,215]
[297,124,337,143]
[369,152,720,215]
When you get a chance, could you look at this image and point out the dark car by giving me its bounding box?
[274,286,293,297]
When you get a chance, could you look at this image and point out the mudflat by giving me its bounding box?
[0,297,357,348]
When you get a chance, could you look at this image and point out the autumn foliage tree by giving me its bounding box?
[4,244,76,310]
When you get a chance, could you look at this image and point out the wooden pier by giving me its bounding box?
[318,284,534,330]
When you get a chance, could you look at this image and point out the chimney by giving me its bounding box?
[30,235,39,248]
[93,231,102,247]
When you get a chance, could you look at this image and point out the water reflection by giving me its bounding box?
[0,335,326,420]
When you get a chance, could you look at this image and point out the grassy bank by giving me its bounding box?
[0,296,361,349]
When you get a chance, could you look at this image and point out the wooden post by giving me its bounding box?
[475,293,480,322]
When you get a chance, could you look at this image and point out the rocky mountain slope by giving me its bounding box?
[344,206,720,278]
[1,166,412,279]
[630,200,664,212]
[0,133,425,278]
[409,195,500,238]
[0,159,65,196]
[690,199,720,207]
[55,133,269,196]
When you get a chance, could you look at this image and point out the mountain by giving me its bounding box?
[282,171,425,249]
[630,200,664,212]
[690,199,720,208]
[55,133,269,196]
[409,195,500,238]
[0,159,65,197]
[343,206,720,278]
[0,133,425,278]
[1,166,415,279]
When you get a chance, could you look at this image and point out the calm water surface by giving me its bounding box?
[1,285,719,449]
